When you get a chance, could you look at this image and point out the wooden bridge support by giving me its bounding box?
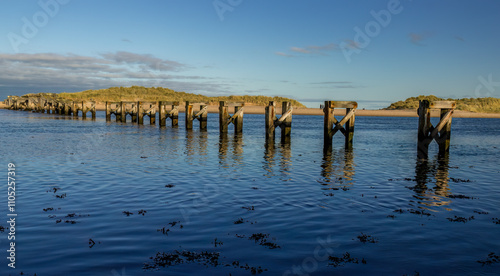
[265,101,293,143]
[185,102,208,130]
[159,101,179,127]
[417,100,455,159]
[137,101,157,125]
[324,101,357,149]
[119,101,138,123]
[219,101,244,133]
[106,102,121,122]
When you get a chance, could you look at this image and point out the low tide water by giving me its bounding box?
[0,109,499,275]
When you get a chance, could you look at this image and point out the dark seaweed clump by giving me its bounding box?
[447,216,474,223]
[249,233,281,249]
[477,252,499,266]
[328,252,366,267]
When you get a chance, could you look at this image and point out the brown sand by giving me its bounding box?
[2,102,500,118]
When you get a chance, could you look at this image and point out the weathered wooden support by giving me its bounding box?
[82,101,96,120]
[219,101,244,133]
[185,101,194,129]
[417,100,455,159]
[265,101,293,143]
[105,102,121,122]
[186,102,208,130]
[159,101,179,127]
[137,101,157,125]
[323,101,357,149]
[117,101,137,123]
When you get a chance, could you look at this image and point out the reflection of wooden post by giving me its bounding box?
[185,101,193,129]
[219,101,229,133]
[265,101,276,141]
[281,101,292,143]
[234,105,243,133]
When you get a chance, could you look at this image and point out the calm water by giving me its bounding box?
[1,109,499,275]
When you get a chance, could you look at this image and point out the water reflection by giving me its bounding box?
[185,130,208,164]
[411,153,451,208]
[262,142,292,180]
[218,133,244,167]
[319,146,356,191]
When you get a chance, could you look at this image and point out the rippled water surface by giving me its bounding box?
[1,109,499,275]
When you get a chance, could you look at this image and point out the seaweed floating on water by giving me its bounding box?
[447,216,474,223]
[449,177,471,183]
[234,218,244,224]
[47,187,60,193]
[408,209,432,217]
[143,250,221,269]
[356,232,379,244]
[242,206,255,211]
[492,218,500,225]
[0,225,4,232]
[55,193,67,199]
[165,184,175,188]
[474,210,489,215]
[123,211,133,216]
[249,233,280,249]
[43,207,54,212]
[212,238,223,247]
[393,209,405,214]
[328,252,366,267]
[477,252,499,266]
[447,194,475,199]
[138,209,147,216]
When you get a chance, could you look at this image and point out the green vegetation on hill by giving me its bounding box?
[51,86,306,107]
[384,95,500,113]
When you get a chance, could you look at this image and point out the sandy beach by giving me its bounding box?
[2,102,499,118]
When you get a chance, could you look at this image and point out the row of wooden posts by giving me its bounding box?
[4,95,455,158]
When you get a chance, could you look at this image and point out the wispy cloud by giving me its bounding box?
[454,35,465,42]
[121,38,132,43]
[409,32,433,45]
[276,43,339,57]
[309,81,359,89]
[275,51,294,57]
[0,52,231,96]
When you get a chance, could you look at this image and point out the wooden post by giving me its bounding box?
[219,101,228,133]
[149,102,156,125]
[417,100,431,159]
[91,101,96,120]
[345,107,355,148]
[106,102,111,121]
[281,101,292,144]
[324,101,334,146]
[438,108,452,154]
[199,104,207,130]
[185,101,193,130]
[172,103,179,127]
[234,105,243,133]
[120,102,126,123]
[159,101,166,127]
[265,101,276,141]
[137,101,144,124]
[73,102,79,118]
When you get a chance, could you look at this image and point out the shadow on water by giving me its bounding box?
[411,153,452,209]
[262,141,292,180]
[319,146,356,191]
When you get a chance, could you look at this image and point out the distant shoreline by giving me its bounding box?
[2,102,500,118]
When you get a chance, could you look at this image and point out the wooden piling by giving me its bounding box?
[234,105,243,133]
[323,101,357,149]
[219,101,229,133]
[265,101,276,141]
[280,101,292,143]
[159,101,179,127]
[185,101,193,129]
[417,100,455,159]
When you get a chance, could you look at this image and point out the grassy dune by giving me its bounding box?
[50,86,306,108]
[384,95,500,113]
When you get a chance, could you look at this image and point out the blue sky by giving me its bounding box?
[1,0,499,108]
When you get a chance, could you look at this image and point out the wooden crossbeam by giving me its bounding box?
[193,105,208,119]
[331,109,355,137]
[274,107,293,127]
[227,107,244,125]
[429,109,453,140]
